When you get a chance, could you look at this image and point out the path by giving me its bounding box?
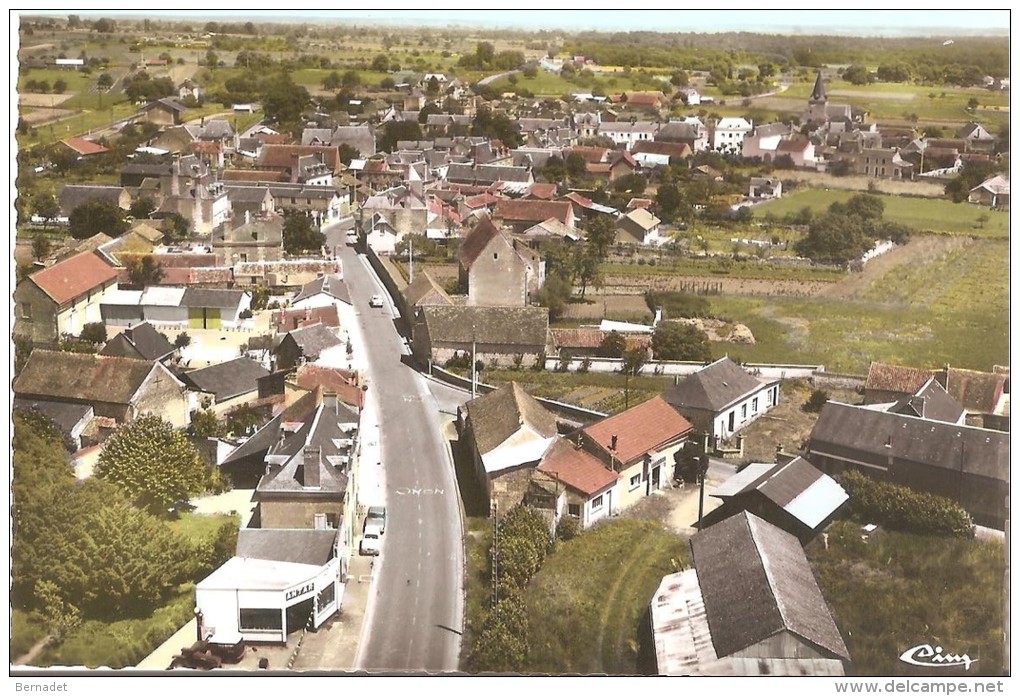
[13,635,53,666]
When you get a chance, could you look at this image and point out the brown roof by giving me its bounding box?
[777,135,811,153]
[945,367,1006,414]
[551,327,605,350]
[569,146,609,163]
[292,365,365,408]
[62,137,109,156]
[632,141,692,159]
[495,199,572,225]
[458,216,502,269]
[222,169,289,183]
[527,183,558,200]
[583,396,693,465]
[404,271,453,307]
[865,361,934,395]
[421,305,550,347]
[273,305,341,331]
[539,438,618,496]
[464,382,559,455]
[587,163,612,175]
[623,92,666,107]
[14,350,158,405]
[27,251,119,305]
[258,144,341,172]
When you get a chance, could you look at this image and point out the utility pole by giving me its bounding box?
[471,320,477,399]
[490,500,499,609]
[697,449,709,527]
[408,234,414,283]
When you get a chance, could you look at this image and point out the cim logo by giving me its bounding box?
[899,644,978,671]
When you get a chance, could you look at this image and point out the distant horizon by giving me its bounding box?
[15,9,1011,37]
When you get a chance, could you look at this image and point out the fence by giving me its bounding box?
[544,356,823,380]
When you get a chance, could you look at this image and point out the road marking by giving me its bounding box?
[395,487,445,496]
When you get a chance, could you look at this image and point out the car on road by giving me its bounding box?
[369,294,385,308]
[360,523,383,556]
[365,506,387,535]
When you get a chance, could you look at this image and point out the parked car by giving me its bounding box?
[360,524,383,556]
[365,506,387,535]
[369,294,384,308]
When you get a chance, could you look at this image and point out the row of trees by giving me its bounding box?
[794,194,910,265]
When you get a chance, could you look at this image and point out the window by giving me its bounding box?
[591,494,604,510]
[752,397,758,413]
[493,252,498,260]
[20,302,31,320]
[629,473,642,490]
[317,583,336,611]
[568,503,581,517]
[741,404,747,420]
[239,608,282,632]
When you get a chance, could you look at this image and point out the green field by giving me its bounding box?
[19,67,95,93]
[755,189,1010,237]
[808,521,1004,675]
[469,368,668,416]
[291,68,393,89]
[524,519,688,674]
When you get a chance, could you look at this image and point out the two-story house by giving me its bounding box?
[458,217,545,307]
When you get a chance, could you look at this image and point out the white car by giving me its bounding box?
[365,506,387,535]
[360,523,383,556]
[369,294,385,308]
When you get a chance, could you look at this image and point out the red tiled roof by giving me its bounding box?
[583,396,693,465]
[258,144,341,172]
[613,150,638,168]
[62,137,109,156]
[623,92,666,107]
[563,192,594,208]
[551,327,605,349]
[495,199,572,224]
[569,146,609,164]
[539,438,618,497]
[192,141,223,154]
[777,136,811,153]
[28,251,119,305]
[627,198,653,210]
[527,183,558,200]
[293,365,364,408]
[464,193,501,209]
[273,305,341,330]
[865,362,934,394]
[632,141,691,159]
[587,163,612,175]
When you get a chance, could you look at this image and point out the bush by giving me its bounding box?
[837,470,974,537]
[555,515,580,542]
[79,322,107,345]
[803,388,829,413]
[493,506,552,595]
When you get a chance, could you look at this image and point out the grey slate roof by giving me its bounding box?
[181,287,247,310]
[656,122,701,141]
[58,185,128,216]
[13,398,93,438]
[446,163,532,185]
[236,528,337,565]
[421,305,549,347]
[807,401,1008,482]
[283,323,344,358]
[99,322,175,361]
[664,357,771,413]
[330,125,376,156]
[180,357,271,401]
[292,274,351,305]
[890,378,965,424]
[690,512,850,660]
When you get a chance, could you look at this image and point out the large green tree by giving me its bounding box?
[651,322,712,361]
[467,591,530,673]
[68,200,128,240]
[95,415,207,515]
[260,73,310,128]
[282,214,326,255]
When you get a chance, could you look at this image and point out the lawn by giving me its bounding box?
[524,519,688,674]
[19,67,95,93]
[807,520,1005,676]
[602,257,846,282]
[755,188,1010,238]
[471,368,669,416]
[169,512,239,544]
[702,285,1009,374]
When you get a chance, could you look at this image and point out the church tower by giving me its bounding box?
[807,71,828,123]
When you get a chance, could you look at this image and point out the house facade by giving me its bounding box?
[458,218,545,307]
[664,357,780,442]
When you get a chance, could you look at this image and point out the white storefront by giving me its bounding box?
[195,556,343,644]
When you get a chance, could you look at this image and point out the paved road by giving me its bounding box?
[337,240,463,672]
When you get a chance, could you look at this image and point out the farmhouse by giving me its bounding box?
[458,217,544,307]
[411,305,551,369]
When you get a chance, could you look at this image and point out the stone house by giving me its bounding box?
[180,357,272,416]
[458,217,545,307]
[411,305,550,369]
[15,251,120,344]
[212,215,285,266]
[458,382,560,514]
[14,350,191,428]
[138,97,187,127]
[58,184,132,217]
[274,323,347,371]
[615,208,663,246]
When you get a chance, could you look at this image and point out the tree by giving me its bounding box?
[536,272,572,321]
[96,415,207,515]
[189,409,224,438]
[260,73,310,127]
[322,70,342,92]
[52,78,68,94]
[67,14,81,28]
[126,254,165,286]
[174,332,191,349]
[79,322,107,345]
[573,247,603,300]
[96,72,113,89]
[226,403,262,437]
[379,120,424,152]
[32,235,52,260]
[585,214,616,258]
[68,200,128,240]
[494,505,552,594]
[651,322,712,361]
[92,17,116,33]
[967,97,979,111]
[564,152,587,178]
[128,197,156,220]
[467,592,529,673]
[372,54,390,72]
[164,212,190,239]
[597,331,627,358]
[842,64,871,86]
[283,214,325,255]
[34,194,60,229]
[475,41,495,66]
[803,388,829,413]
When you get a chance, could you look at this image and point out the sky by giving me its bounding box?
[17,9,1012,36]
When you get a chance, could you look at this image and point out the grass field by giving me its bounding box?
[808,521,1005,676]
[755,189,1010,238]
[19,67,95,93]
[473,368,669,416]
[524,519,688,674]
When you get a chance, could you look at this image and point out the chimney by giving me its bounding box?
[323,391,339,415]
[610,434,618,451]
[245,210,250,226]
[301,446,322,488]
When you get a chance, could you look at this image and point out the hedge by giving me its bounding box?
[837,470,974,537]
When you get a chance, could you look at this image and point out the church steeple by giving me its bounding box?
[809,71,827,104]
